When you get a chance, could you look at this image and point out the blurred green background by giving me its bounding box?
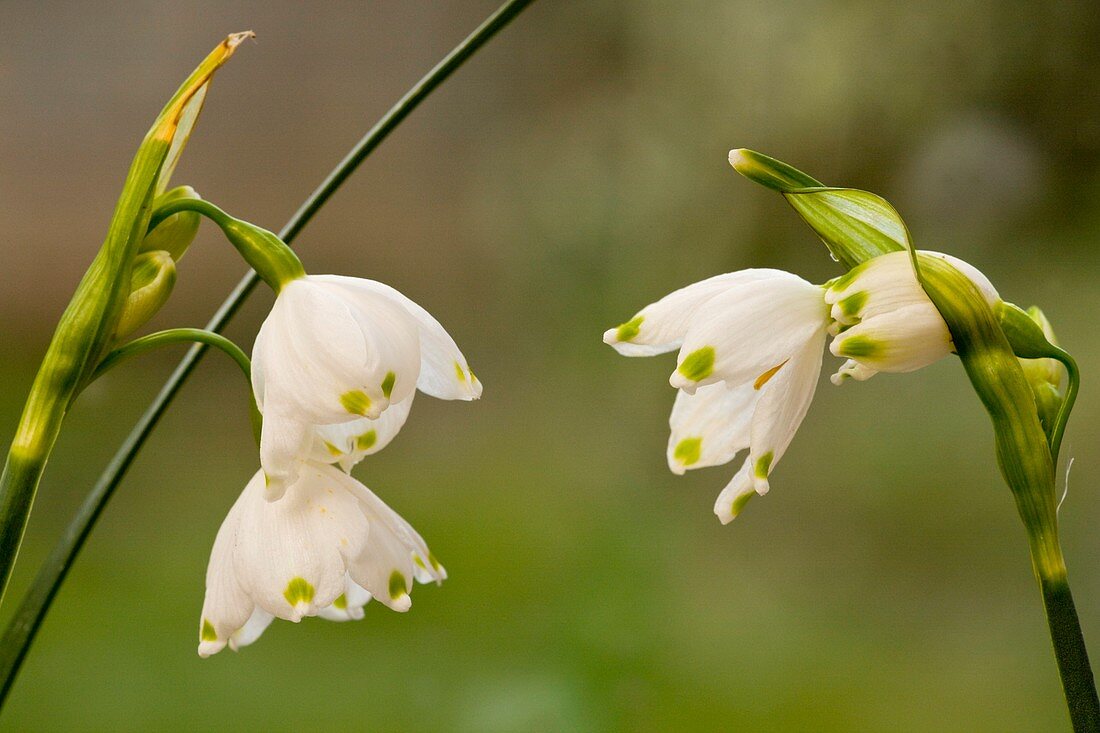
[2,1,1100,730]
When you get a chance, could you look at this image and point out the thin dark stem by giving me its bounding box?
[1040,574,1100,731]
[0,0,535,706]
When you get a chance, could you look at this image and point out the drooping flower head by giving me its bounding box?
[604,251,998,523]
[198,461,445,657]
[252,275,481,497]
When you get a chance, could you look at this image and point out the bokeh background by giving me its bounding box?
[2,1,1100,730]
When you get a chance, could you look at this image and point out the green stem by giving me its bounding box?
[1049,348,1079,464]
[91,329,261,443]
[0,0,535,707]
[1039,569,1100,732]
[92,328,251,383]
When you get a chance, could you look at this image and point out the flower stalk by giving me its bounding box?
[733,149,1099,730]
[0,33,250,605]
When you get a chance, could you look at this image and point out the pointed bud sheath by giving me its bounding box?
[113,251,177,339]
[729,149,906,269]
[139,186,202,261]
[0,33,250,602]
[917,256,1064,581]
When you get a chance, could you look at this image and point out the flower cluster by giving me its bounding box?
[199,275,479,656]
[604,250,997,523]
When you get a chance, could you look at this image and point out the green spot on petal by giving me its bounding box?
[674,437,702,466]
[454,360,467,382]
[428,552,442,571]
[201,619,217,642]
[837,290,868,318]
[333,594,348,610]
[731,491,755,518]
[323,440,343,457]
[678,346,715,382]
[283,577,315,607]
[389,571,408,600]
[837,335,881,359]
[754,451,774,479]
[828,265,862,293]
[355,430,377,451]
[615,315,644,342]
[381,371,396,399]
[340,390,371,416]
[414,555,427,570]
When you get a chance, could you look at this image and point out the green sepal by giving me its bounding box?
[220,217,305,291]
[729,149,906,269]
[140,186,202,261]
[114,251,177,339]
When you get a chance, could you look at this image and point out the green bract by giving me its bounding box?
[0,32,252,603]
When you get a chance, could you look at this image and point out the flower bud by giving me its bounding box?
[114,250,177,339]
[998,302,1066,437]
[140,186,202,261]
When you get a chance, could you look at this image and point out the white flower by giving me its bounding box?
[197,461,445,657]
[252,275,481,497]
[605,269,830,523]
[826,251,998,384]
[604,252,998,523]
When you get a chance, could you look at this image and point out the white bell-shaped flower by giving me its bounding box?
[605,270,830,523]
[252,275,481,497]
[197,461,446,657]
[825,251,998,384]
[604,251,1001,523]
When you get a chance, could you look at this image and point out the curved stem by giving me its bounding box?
[92,328,251,384]
[1049,347,1079,464]
[0,0,535,707]
[90,328,262,443]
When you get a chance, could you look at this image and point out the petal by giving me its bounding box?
[826,250,998,326]
[830,358,878,386]
[228,608,275,651]
[338,475,445,612]
[713,460,756,525]
[830,303,951,373]
[309,394,415,470]
[746,332,826,495]
[254,278,421,424]
[198,472,257,658]
[309,275,482,401]
[317,576,372,622]
[666,381,758,475]
[233,463,370,622]
[671,273,828,393]
[826,252,927,326]
[604,269,796,357]
[258,414,313,501]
